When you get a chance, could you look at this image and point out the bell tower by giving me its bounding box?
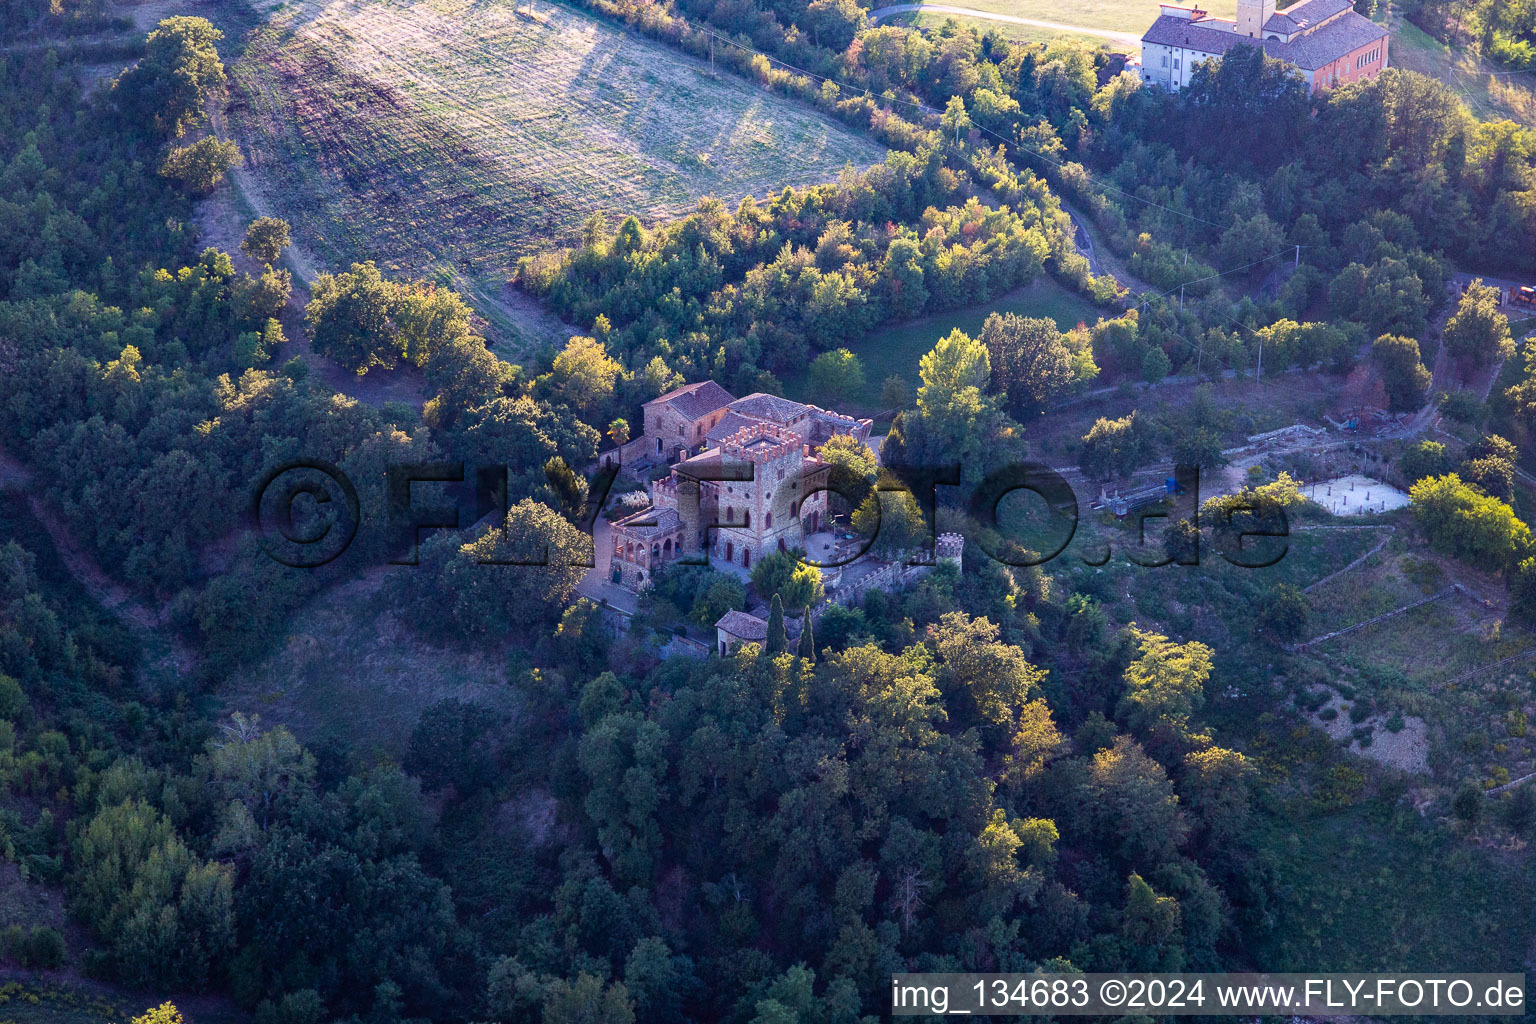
[1237,0,1275,37]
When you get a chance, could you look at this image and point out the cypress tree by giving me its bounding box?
[796,613,816,662]
[765,594,787,656]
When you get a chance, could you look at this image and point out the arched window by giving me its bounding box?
[743,510,751,528]
[725,506,734,524]
[766,512,773,528]
[652,543,660,558]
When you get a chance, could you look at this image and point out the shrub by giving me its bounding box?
[23,927,65,969]
[158,136,241,196]
[1385,712,1405,733]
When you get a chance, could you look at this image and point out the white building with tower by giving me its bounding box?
[1139,0,1388,94]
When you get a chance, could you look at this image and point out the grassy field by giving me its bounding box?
[783,276,1100,412]
[1385,9,1536,125]
[880,11,1134,51]
[875,0,1237,36]
[228,0,885,337]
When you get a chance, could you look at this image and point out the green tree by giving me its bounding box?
[1141,345,1172,385]
[1452,782,1484,825]
[542,973,636,1024]
[1400,439,1453,484]
[114,17,227,138]
[240,217,291,265]
[1169,427,1226,472]
[750,550,823,611]
[1080,412,1153,481]
[1086,736,1190,865]
[548,335,623,420]
[70,800,234,988]
[608,418,631,446]
[1180,746,1257,845]
[409,499,590,636]
[880,374,911,411]
[912,328,1003,470]
[796,614,816,662]
[1260,583,1309,641]
[853,487,927,559]
[980,312,1078,413]
[941,94,972,142]
[158,137,240,196]
[1118,629,1213,741]
[765,594,788,656]
[692,574,747,626]
[405,698,498,794]
[306,262,400,374]
[1512,557,1536,621]
[817,433,879,509]
[807,348,866,405]
[1410,473,1533,569]
[1371,334,1432,412]
[881,238,928,320]
[1444,279,1514,367]
[930,612,1055,741]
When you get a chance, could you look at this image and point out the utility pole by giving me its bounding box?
[1294,244,1300,268]
[710,33,715,76]
[1179,284,1184,313]
[1256,332,1263,387]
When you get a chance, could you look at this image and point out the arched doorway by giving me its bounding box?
[742,549,751,568]
[807,510,819,533]
[725,541,733,562]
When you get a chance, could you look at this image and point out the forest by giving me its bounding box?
[0,0,1535,1021]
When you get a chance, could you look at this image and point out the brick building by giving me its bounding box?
[1139,0,1388,94]
[608,386,873,589]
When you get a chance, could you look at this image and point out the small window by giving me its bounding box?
[1173,58,1180,69]
[1161,55,1168,67]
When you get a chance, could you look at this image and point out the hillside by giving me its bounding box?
[227,0,886,303]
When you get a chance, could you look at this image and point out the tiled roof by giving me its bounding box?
[1265,0,1352,33]
[729,392,812,423]
[613,505,681,537]
[704,410,759,446]
[1273,12,1386,68]
[715,609,803,641]
[1141,9,1386,70]
[1141,16,1251,54]
[645,380,735,420]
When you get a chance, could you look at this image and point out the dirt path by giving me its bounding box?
[1057,196,1153,297]
[0,446,194,677]
[868,3,1140,50]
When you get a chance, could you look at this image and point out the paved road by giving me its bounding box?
[868,4,1141,51]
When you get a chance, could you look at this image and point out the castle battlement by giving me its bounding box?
[936,532,965,566]
[720,422,805,462]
